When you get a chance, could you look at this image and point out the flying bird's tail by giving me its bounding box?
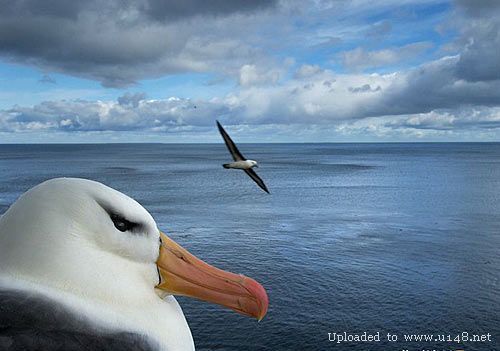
[222,164,231,169]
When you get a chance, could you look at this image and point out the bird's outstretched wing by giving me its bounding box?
[217,121,245,161]
[244,168,270,194]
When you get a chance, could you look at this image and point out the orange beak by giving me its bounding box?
[156,232,268,321]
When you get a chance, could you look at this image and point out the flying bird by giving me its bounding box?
[0,178,268,350]
[216,121,270,194]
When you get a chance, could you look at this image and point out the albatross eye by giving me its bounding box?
[110,213,138,232]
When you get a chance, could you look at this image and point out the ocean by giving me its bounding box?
[0,143,499,350]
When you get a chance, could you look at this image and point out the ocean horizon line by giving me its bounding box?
[1,141,500,146]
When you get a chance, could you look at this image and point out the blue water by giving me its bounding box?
[0,143,499,350]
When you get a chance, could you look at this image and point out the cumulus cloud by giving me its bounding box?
[0,95,233,132]
[348,84,381,93]
[342,42,433,71]
[294,64,324,79]
[0,0,277,87]
[453,0,500,82]
[3,49,500,136]
[377,55,500,116]
[335,107,500,140]
[238,64,281,87]
[117,92,147,108]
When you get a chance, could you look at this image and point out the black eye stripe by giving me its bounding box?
[95,200,143,234]
[110,213,139,232]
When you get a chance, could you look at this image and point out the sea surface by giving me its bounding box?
[0,143,499,351]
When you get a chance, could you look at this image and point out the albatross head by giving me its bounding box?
[0,178,268,350]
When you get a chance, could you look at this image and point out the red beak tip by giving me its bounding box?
[243,277,269,321]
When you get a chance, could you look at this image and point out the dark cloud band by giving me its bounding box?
[0,0,276,87]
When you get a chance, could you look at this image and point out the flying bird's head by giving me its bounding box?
[0,178,268,321]
[249,160,258,168]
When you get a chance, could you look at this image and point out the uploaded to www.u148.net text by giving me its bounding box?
[327,331,494,350]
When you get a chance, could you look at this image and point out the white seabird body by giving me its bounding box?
[0,178,268,350]
[223,160,257,170]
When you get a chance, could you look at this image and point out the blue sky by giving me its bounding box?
[0,0,499,143]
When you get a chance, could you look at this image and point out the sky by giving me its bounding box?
[0,0,499,143]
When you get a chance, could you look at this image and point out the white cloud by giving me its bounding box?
[341,42,433,71]
[3,53,500,139]
[335,107,500,140]
[294,64,324,79]
[238,64,281,87]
